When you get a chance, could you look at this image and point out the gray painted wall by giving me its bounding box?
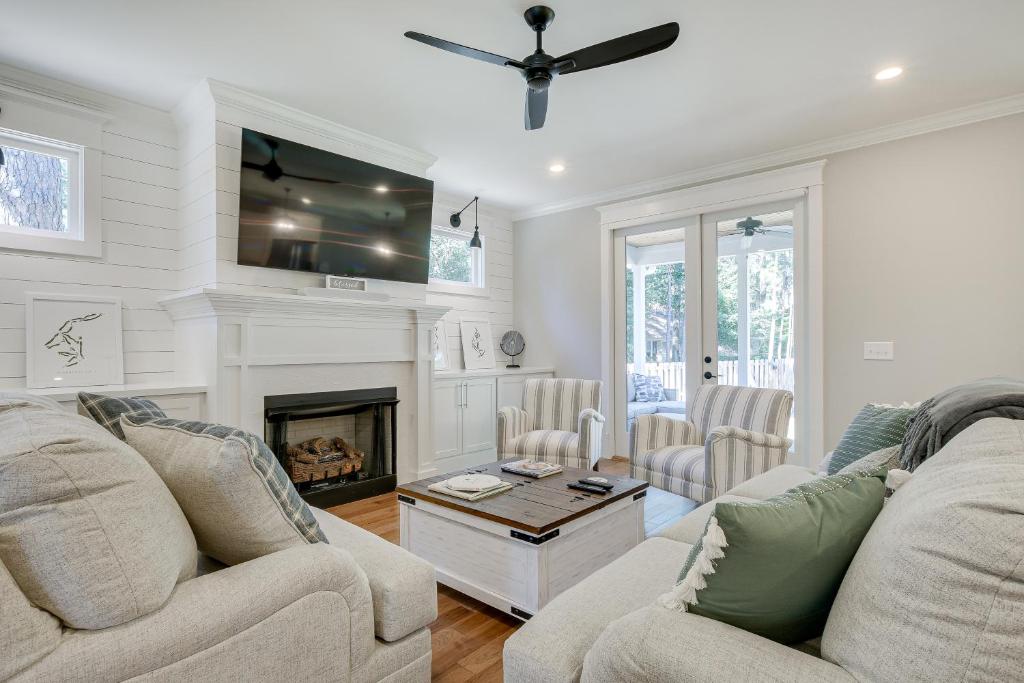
[513,112,1024,457]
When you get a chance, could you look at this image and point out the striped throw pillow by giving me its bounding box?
[120,414,327,565]
[827,404,915,475]
[77,392,167,441]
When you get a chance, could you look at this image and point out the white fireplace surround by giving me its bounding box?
[160,289,450,483]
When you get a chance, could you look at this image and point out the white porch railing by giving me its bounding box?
[628,359,795,394]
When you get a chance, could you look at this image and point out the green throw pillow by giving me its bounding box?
[659,471,885,643]
[827,403,915,474]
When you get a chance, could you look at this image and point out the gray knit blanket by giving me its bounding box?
[899,377,1024,470]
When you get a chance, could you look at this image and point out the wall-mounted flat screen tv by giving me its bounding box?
[237,128,434,284]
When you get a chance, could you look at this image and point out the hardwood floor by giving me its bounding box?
[325,456,696,681]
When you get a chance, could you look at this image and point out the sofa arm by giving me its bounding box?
[583,605,853,683]
[630,414,701,459]
[577,408,606,468]
[497,406,532,456]
[704,426,792,499]
[17,544,375,682]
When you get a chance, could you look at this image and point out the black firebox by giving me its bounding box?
[264,387,398,507]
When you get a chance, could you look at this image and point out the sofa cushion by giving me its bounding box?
[0,394,197,629]
[655,400,687,415]
[656,494,758,545]
[504,536,692,683]
[122,415,327,566]
[77,391,167,441]
[627,401,658,420]
[0,559,61,680]
[836,445,899,477]
[827,403,914,474]
[822,418,1024,681]
[660,470,885,644]
[725,463,818,500]
[311,507,436,642]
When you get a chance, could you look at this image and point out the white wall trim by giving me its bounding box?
[203,78,437,176]
[600,162,826,462]
[515,92,1024,220]
[597,161,825,229]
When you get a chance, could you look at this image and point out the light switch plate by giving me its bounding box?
[864,341,895,360]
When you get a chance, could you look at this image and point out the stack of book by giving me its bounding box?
[500,460,563,478]
[427,478,513,501]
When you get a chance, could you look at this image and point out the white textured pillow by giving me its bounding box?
[0,397,197,630]
[121,415,327,566]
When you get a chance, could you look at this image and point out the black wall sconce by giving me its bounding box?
[450,196,483,249]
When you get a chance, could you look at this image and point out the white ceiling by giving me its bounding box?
[4,1,1024,212]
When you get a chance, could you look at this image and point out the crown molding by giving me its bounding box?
[513,92,1024,221]
[0,67,110,123]
[202,78,437,177]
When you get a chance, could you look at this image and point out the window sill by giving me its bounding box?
[427,281,490,298]
[0,230,101,258]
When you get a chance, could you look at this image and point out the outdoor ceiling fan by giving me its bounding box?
[404,6,680,130]
[732,217,791,249]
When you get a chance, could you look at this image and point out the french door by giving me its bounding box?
[615,200,800,452]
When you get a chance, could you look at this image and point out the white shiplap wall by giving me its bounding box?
[0,68,180,388]
[0,69,515,386]
[427,194,515,369]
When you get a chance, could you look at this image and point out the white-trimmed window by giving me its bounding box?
[428,226,485,292]
[0,129,98,257]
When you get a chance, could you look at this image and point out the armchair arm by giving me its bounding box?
[18,544,375,682]
[704,426,793,499]
[583,605,853,683]
[577,408,606,468]
[497,406,532,456]
[630,414,702,460]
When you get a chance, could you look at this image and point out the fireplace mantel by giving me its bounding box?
[159,288,451,482]
[160,288,449,324]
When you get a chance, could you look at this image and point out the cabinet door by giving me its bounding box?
[432,379,462,464]
[461,378,497,458]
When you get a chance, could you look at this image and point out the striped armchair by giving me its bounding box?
[630,384,793,503]
[497,378,605,470]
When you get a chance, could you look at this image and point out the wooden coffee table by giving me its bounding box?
[397,459,648,621]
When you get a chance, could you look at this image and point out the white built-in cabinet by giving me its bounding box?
[432,367,554,475]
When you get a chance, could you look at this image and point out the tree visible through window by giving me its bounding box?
[429,227,475,284]
[0,143,70,233]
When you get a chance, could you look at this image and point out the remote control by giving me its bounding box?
[578,477,614,490]
[567,482,609,495]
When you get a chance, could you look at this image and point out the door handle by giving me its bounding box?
[704,371,717,380]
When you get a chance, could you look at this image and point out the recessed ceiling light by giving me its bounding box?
[548,163,566,174]
[375,185,389,193]
[874,66,903,81]
[300,196,312,205]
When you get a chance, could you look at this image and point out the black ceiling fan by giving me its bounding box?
[405,6,679,130]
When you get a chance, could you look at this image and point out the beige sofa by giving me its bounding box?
[504,417,1024,682]
[1,395,436,682]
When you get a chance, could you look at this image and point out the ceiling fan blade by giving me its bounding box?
[404,31,525,69]
[525,88,548,131]
[556,22,679,75]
